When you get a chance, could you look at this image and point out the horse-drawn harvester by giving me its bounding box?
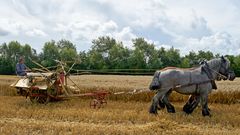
[11,60,110,108]
[10,57,236,116]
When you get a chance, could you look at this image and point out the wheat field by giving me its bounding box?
[0,75,240,135]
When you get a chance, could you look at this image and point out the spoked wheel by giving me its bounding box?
[90,99,101,109]
[30,94,50,104]
[100,99,107,108]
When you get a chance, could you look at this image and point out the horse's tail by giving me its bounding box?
[149,71,161,90]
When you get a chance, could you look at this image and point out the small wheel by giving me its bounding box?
[100,99,107,108]
[90,99,101,109]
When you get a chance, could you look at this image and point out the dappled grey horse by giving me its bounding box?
[149,56,235,116]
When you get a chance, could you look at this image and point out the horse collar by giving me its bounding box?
[202,63,217,89]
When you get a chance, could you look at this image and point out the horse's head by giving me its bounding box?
[149,71,161,90]
[219,56,235,81]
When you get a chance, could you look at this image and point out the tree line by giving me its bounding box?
[1,36,240,76]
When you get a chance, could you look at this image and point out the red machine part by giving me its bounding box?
[29,86,50,104]
[88,91,109,109]
[59,72,65,84]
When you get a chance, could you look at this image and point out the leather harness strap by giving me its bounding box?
[174,63,217,91]
[201,63,217,89]
[174,80,212,89]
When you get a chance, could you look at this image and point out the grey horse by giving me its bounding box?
[149,56,235,116]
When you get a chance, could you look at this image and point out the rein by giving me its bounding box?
[207,67,228,80]
[203,60,228,80]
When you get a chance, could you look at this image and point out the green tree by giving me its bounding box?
[158,47,168,67]
[108,43,130,69]
[164,47,181,67]
[180,57,190,68]
[129,48,146,69]
[0,41,37,74]
[57,39,78,62]
[197,50,214,60]
[231,55,240,76]
[185,51,198,66]
[132,38,162,69]
[88,50,106,69]
[41,40,59,66]
[0,57,14,74]
[92,36,116,52]
[78,51,90,69]
[148,50,163,69]
[57,39,76,49]
[89,36,118,69]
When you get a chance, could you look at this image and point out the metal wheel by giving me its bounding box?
[100,99,107,108]
[90,99,101,109]
[30,95,50,104]
[16,88,27,96]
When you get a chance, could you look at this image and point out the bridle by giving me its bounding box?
[207,66,228,80]
[202,60,229,80]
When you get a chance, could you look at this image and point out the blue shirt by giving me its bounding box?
[16,63,27,76]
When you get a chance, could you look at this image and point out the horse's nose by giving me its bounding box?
[229,71,236,81]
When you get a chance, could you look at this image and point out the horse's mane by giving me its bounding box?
[207,57,230,69]
[159,57,230,72]
[160,66,198,71]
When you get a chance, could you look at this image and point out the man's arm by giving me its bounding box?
[23,64,31,72]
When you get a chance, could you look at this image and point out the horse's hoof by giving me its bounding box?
[183,109,192,114]
[183,107,194,114]
[157,106,164,110]
[157,105,165,110]
[149,110,158,115]
[149,106,158,114]
[183,105,190,113]
[159,101,166,109]
[203,114,212,117]
[167,108,175,113]
[202,109,211,117]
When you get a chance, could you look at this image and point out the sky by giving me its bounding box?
[0,0,240,56]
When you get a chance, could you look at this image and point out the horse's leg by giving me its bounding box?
[162,90,175,113]
[200,93,211,116]
[157,90,173,110]
[157,99,165,110]
[183,95,195,113]
[183,95,200,114]
[149,90,166,114]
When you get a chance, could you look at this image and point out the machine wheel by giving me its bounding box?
[16,88,27,96]
[90,99,101,109]
[30,94,50,104]
[100,99,107,108]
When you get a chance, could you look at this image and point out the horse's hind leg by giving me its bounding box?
[162,90,175,113]
[158,89,175,110]
[157,90,172,110]
[149,90,167,114]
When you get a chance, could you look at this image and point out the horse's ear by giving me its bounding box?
[221,56,226,62]
[199,59,207,65]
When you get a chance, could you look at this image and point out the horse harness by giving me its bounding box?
[201,62,217,89]
[173,63,217,91]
